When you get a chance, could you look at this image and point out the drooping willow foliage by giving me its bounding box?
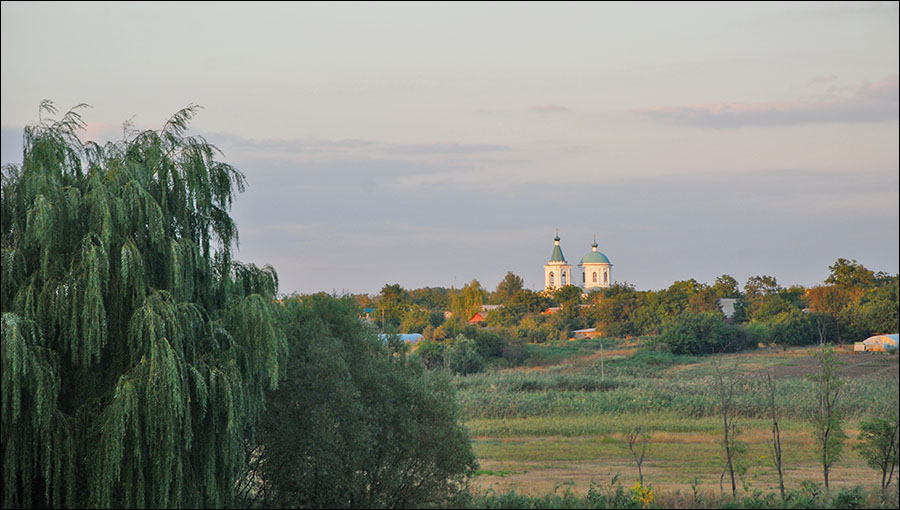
[1,102,286,508]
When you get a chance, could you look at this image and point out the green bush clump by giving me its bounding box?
[445,335,486,375]
[609,350,700,368]
[416,339,446,369]
[658,311,755,355]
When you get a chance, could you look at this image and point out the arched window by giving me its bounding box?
[604,271,608,284]
[562,272,567,285]
[593,272,597,283]
[549,271,555,286]
[582,272,586,283]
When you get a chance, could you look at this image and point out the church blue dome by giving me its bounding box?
[580,241,611,264]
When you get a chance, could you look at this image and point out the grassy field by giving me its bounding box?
[453,339,899,501]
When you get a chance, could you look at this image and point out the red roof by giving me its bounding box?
[468,311,488,323]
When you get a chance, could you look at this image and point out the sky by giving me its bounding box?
[2,2,898,296]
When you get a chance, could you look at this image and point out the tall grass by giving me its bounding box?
[454,349,898,421]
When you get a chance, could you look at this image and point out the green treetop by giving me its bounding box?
[1,102,286,508]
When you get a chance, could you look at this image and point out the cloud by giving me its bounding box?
[530,104,571,113]
[637,75,898,128]
[207,132,509,160]
[386,142,509,155]
[809,74,838,85]
[227,162,898,295]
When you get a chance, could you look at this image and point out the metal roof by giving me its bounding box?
[378,333,423,343]
[580,251,611,264]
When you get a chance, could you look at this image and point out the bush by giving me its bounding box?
[416,339,446,369]
[445,335,486,375]
[500,338,529,366]
[657,311,755,355]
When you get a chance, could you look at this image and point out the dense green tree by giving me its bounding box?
[713,274,741,298]
[659,279,717,317]
[553,284,583,306]
[242,295,477,508]
[846,278,899,337]
[826,258,876,288]
[657,311,752,355]
[409,286,450,311]
[753,294,795,323]
[1,103,285,508]
[415,339,447,369]
[766,309,816,348]
[376,283,408,329]
[514,315,558,344]
[587,290,638,338]
[549,302,586,339]
[399,304,431,333]
[492,271,524,304]
[450,279,487,320]
[743,275,781,320]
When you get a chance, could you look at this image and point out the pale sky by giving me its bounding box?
[2,2,898,295]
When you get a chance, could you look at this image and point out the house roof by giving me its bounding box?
[469,311,488,322]
[378,333,423,343]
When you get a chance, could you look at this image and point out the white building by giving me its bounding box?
[544,233,613,291]
[543,232,572,290]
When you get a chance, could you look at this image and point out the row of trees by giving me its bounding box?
[352,263,897,360]
[1,104,475,508]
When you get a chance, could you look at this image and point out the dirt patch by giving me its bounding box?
[762,351,899,380]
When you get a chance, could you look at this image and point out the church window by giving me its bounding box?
[604,271,608,283]
[562,272,567,285]
[549,272,555,286]
[582,272,585,283]
[593,272,597,283]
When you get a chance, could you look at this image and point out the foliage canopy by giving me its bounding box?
[1,102,285,508]
[242,295,477,508]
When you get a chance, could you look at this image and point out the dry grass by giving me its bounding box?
[464,344,897,499]
[471,451,878,497]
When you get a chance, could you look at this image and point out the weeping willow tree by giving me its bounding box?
[1,102,286,508]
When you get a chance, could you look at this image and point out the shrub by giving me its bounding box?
[500,338,529,366]
[416,339,446,369]
[445,335,486,375]
[658,311,755,355]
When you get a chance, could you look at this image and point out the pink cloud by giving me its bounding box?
[636,76,898,128]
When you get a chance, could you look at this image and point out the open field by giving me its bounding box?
[455,341,899,498]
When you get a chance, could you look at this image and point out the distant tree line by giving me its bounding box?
[350,261,897,362]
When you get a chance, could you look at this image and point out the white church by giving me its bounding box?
[544,232,612,291]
